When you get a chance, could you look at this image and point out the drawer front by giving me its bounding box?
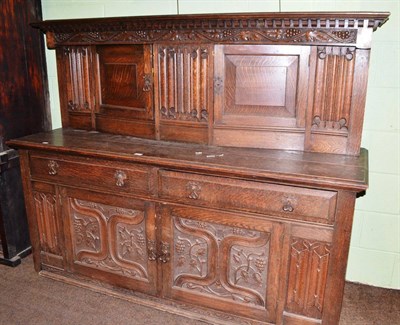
[159,171,337,224]
[30,154,153,195]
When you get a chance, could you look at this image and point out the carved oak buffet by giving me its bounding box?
[9,12,389,325]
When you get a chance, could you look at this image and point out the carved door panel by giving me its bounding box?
[31,182,65,269]
[213,45,310,150]
[283,224,334,323]
[154,44,213,144]
[160,205,283,323]
[94,45,155,138]
[56,46,96,130]
[61,187,158,295]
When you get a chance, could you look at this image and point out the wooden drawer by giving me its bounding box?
[159,171,337,224]
[30,154,153,195]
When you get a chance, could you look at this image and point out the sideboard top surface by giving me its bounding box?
[8,128,368,192]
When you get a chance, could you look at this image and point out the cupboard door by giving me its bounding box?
[154,44,213,144]
[56,46,96,129]
[31,182,65,269]
[61,187,158,295]
[95,45,155,138]
[160,205,282,323]
[213,45,310,150]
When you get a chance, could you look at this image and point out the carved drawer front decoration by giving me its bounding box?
[63,46,93,112]
[33,191,60,255]
[157,45,211,123]
[286,237,331,319]
[172,216,270,307]
[69,198,150,281]
[311,46,356,133]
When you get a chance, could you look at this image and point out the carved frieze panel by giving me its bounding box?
[172,216,270,307]
[33,191,60,254]
[286,237,331,319]
[157,45,211,124]
[69,198,150,280]
[52,28,357,46]
[311,46,356,133]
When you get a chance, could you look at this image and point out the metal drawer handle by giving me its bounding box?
[186,181,201,200]
[48,160,59,175]
[283,203,294,212]
[158,242,170,263]
[147,240,157,261]
[143,74,152,92]
[114,170,127,187]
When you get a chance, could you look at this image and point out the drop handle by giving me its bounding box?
[282,204,294,212]
[158,242,170,263]
[47,160,59,175]
[147,240,157,261]
[114,170,127,187]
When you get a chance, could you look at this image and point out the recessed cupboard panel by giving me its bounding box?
[214,45,310,129]
[95,45,155,138]
[213,45,310,150]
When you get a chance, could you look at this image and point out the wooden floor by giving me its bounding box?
[0,255,399,325]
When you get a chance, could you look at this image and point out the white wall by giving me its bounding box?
[42,0,400,289]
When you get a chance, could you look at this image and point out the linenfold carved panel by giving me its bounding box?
[157,45,211,123]
[69,198,150,280]
[34,191,60,254]
[286,237,331,319]
[173,216,270,306]
[311,46,355,133]
[63,46,93,112]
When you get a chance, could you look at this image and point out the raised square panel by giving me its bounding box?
[224,54,298,118]
[102,63,138,107]
[96,44,153,122]
[214,45,309,129]
[234,65,286,107]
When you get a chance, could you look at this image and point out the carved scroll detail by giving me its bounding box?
[160,107,208,122]
[286,237,331,319]
[172,216,270,307]
[69,198,149,280]
[53,28,357,46]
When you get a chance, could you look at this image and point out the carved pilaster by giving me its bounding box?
[157,45,211,124]
[286,237,331,319]
[311,46,356,133]
[33,191,60,254]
